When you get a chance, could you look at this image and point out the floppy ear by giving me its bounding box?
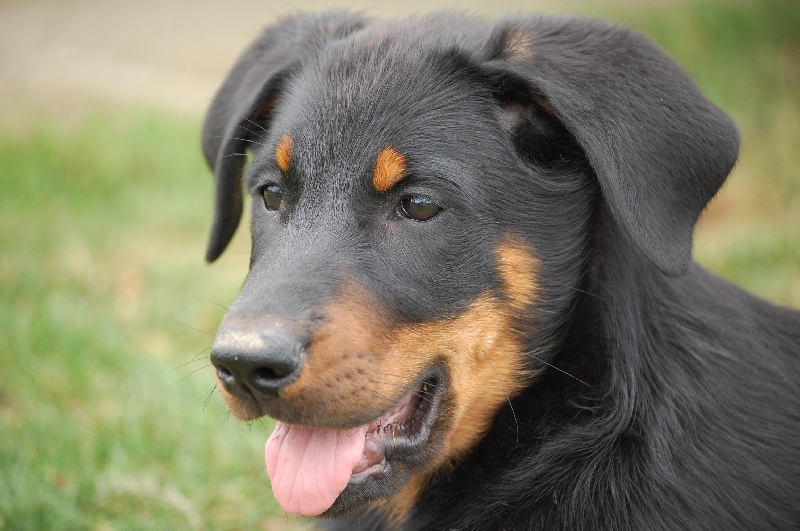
[484,16,740,275]
[202,11,366,262]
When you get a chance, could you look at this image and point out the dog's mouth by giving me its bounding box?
[264,370,445,517]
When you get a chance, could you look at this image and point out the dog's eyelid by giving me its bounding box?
[392,173,434,193]
[393,175,456,204]
[247,172,283,197]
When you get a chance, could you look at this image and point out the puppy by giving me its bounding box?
[201,11,800,529]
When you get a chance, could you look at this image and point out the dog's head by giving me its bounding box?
[201,12,738,519]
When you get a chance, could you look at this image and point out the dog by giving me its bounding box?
[201,11,800,529]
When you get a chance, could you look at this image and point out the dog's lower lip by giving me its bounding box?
[348,374,441,483]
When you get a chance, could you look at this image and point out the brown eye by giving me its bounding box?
[398,195,442,221]
[262,184,282,211]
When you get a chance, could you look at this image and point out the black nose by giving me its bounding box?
[210,320,304,397]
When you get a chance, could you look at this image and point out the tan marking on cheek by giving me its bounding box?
[437,298,531,459]
[275,134,293,173]
[446,239,539,456]
[495,236,539,311]
[372,147,407,192]
[380,296,531,516]
[278,282,430,427]
[384,237,540,515]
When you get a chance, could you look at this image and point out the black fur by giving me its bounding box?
[202,12,800,529]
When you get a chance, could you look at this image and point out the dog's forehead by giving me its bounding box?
[271,22,495,185]
[306,14,487,95]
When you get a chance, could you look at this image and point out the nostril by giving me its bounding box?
[254,367,282,381]
[215,365,236,388]
[251,357,299,388]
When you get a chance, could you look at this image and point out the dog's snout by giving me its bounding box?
[210,322,304,397]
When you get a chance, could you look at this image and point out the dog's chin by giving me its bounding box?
[219,396,265,422]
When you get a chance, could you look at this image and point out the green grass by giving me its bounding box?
[0,0,798,529]
[0,111,288,529]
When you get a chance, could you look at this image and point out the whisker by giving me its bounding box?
[173,354,210,370]
[235,127,268,143]
[203,134,267,148]
[191,346,212,362]
[478,352,520,444]
[177,324,214,336]
[241,117,269,133]
[548,279,604,301]
[529,353,593,388]
[178,363,212,383]
[210,301,230,313]
[235,123,258,136]
[203,385,217,411]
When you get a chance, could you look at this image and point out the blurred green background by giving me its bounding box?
[0,0,797,529]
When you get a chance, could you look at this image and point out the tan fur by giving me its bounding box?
[277,282,431,427]
[214,375,262,420]
[372,147,407,192]
[380,236,540,518]
[276,134,293,174]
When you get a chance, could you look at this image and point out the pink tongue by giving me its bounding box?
[265,421,367,516]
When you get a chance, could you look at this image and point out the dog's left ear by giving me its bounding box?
[202,11,367,262]
[484,16,739,275]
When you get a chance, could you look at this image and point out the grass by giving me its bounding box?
[0,112,286,529]
[0,0,797,529]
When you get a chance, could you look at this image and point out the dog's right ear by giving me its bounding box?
[481,16,739,276]
[202,11,366,262]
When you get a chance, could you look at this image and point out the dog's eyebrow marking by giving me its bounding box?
[372,147,407,192]
[276,134,293,173]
